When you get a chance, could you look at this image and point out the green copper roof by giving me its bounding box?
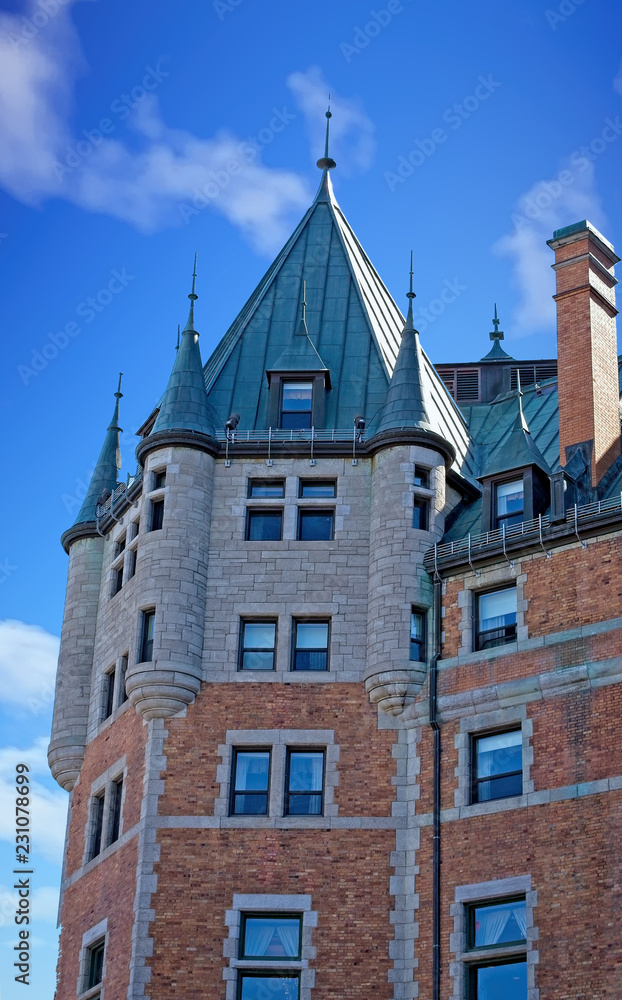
[480,304,513,361]
[202,171,472,473]
[74,376,123,526]
[267,285,331,382]
[153,265,216,436]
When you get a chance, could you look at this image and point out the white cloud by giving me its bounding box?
[286,65,376,177]
[0,885,60,927]
[0,1,311,253]
[0,621,59,713]
[613,60,622,97]
[493,159,606,336]
[0,738,68,865]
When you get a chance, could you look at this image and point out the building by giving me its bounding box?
[49,122,622,1000]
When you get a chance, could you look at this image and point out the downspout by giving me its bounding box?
[430,576,442,1000]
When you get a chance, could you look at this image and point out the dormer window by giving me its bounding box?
[281,381,313,429]
[495,479,524,530]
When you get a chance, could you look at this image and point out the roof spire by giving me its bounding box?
[183,253,198,335]
[294,280,310,337]
[316,97,337,172]
[516,369,529,433]
[480,302,514,361]
[70,373,124,527]
[492,302,502,339]
[404,250,416,331]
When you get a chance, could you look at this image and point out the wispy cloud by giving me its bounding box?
[0,0,311,253]
[0,738,68,865]
[0,884,60,927]
[286,65,376,176]
[0,621,59,712]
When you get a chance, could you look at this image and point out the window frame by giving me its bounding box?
[410,608,427,663]
[248,479,285,499]
[109,777,123,845]
[239,619,278,672]
[140,609,155,663]
[86,938,105,991]
[239,912,303,961]
[466,895,527,952]
[298,479,336,498]
[236,971,301,1000]
[246,508,284,541]
[89,793,105,861]
[291,619,330,672]
[467,957,528,1000]
[150,497,164,532]
[297,508,335,542]
[284,748,325,817]
[280,379,314,430]
[413,466,429,488]
[476,586,517,651]
[494,477,525,531]
[152,468,166,490]
[412,497,429,531]
[229,748,272,816]
[102,668,116,721]
[471,727,523,804]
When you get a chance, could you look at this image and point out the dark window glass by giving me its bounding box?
[410,610,426,662]
[115,536,126,557]
[299,480,336,498]
[153,469,166,490]
[103,670,116,720]
[150,499,164,532]
[469,959,527,999]
[298,510,334,541]
[468,899,527,949]
[231,750,270,815]
[413,498,428,530]
[248,479,285,498]
[130,519,140,540]
[241,914,302,959]
[495,479,524,529]
[91,795,105,859]
[285,750,324,815]
[241,622,276,670]
[126,549,136,581]
[413,466,429,488]
[119,656,128,704]
[140,611,155,662]
[109,779,123,844]
[87,940,105,989]
[247,510,283,541]
[239,974,299,1000]
[281,381,313,429]
[477,588,517,650]
[473,730,522,802]
[293,622,329,671]
[112,565,123,596]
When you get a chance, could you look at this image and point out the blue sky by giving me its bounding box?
[0,0,620,995]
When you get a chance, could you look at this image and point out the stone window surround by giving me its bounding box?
[238,615,333,675]
[454,706,534,811]
[239,474,348,541]
[107,515,140,598]
[92,653,131,735]
[77,917,108,999]
[215,730,339,822]
[453,565,527,656]
[223,893,317,1000]
[82,757,127,868]
[449,875,539,1000]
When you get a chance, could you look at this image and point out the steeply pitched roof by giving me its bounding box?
[376,279,432,434]
[202,171,473,475]
[74,377,123,526]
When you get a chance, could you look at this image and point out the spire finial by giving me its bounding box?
[490,303,504,342]
[115,372,123,399]
[516,369,529,432]
[176,324,181,351]
[404,251,417,332]
[407,250,415,300]
[110,372,123,474]
[183,253,198,335]
[316,96,337,172]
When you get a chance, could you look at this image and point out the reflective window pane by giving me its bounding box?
[410,611,426,662]
[240,975,299,1000]
[496,479,524,526]
[298,511,334,541]
[473,960,527,999]
[413,466,429,488]
[286,751,324,815]
[474,730,522,802]
[294,622,328,671]
[478,588,517,649]
[282,382,313,429]
[241,623,276,671]
[472,900,527,948]
[249,480,285,498]
[232,751,270,815]
[247,511,283,541]
[413,499,428,530]
[299,481,336,497]
[242,916,301,958]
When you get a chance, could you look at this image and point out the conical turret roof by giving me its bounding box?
[74,375,123,526]
[153,259,216,436]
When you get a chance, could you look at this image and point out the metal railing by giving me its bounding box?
[433,493,622,562]
[216,427,363,444]
[95,469,143,520]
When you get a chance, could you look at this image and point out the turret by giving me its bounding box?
[365,264,453,715]
[128,260,216,720]
[49,378,123,789]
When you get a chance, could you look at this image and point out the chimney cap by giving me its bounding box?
[547,219,618,260]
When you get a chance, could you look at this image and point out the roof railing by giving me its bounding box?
[215,427,363,444]
[95,469,143,521]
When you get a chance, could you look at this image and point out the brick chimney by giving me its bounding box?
[548,220,620,486]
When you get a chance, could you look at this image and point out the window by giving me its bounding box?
[230,750,271,815]
[248,479,285,498]
[115,536,126,557]
[126,548,136,581]
[246,510,283,541]
[238,972,300,1000]
[240,913,302,959]
[103,669,116,721]
[413,498,428,530]
[140,610,155,662]
[90,794,105,860]
[466,897,527,999]
[299,479,336,497]
[472,730,522,802]
[86,939,105,990]
[112,565,123,596]
[152,468,166,490]
[292,621,329,671]
[495,479,524,530]
[130,519,140,540]
[297,509,334,541]
[240,621,276,670]
[285,750,324,815]
[413,466,429,488]
[477,588,517,650]
[119,655,128,704]
[150,498,164,531]
[281,380,313,429]
[410,609,427,662]
[109,778,123,844]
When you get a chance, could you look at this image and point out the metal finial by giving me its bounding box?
[189,252,198,302]
[115,372,123,399]
[183,254,198,334]
[176,325,181,351]
[516,369,529,432]
[407,251,415,300]
[489,303,504,342]
[316,96,337,172]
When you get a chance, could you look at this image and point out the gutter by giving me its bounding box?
[430,577,442,1000]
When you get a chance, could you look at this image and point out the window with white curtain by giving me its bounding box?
[466,897,527,999]
[240,915,301,959]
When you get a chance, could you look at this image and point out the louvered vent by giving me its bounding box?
[437,368,481,402]
[510,363,557,389]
